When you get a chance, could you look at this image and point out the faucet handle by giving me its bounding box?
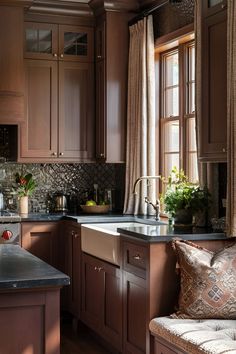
[144,196,149,203]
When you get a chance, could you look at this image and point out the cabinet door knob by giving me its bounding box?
[94,266,98,271]
[221,4,226,9]
[53,53,58,57]
[97,55,102,59]
[222,148,226,153]
[59,152,64,156]
[133,254,141,260]
[74,233,79,238]
[100,153,104,158]
[52,152,57,156]
[97,267,103,272]
[60,54,64,58]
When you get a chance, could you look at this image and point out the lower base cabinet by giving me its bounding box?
[81,252,122,352]
[21,222,59,268]
[120,237,233,354]
[63,223,81,318]
[123,271,147,354]
[0,288,61,354]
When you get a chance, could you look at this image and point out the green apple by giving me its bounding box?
[85,200,97,206]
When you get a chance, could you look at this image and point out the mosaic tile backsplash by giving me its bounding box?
[0,163,125,214]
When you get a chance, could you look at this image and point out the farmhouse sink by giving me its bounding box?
[81,222,149,265]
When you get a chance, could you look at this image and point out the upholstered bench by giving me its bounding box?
[149,317,236,354]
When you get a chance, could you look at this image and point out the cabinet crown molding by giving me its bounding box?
[28,0,93,16]
[89,0,139,15]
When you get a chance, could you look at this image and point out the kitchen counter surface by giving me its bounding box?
[0,245,70,290]
[19,213,228,241]
[20,213,67,222]
[20,212,168,224]
[117,224,228,242]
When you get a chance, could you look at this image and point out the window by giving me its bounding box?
[160,40,198,186]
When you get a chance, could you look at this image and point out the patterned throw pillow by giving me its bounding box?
[171,239,236,319]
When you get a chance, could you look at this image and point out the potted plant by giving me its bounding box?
[13,172,37,214]
[161,167,211,227]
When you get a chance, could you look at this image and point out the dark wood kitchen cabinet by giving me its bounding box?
[0,6,25,123]
[122,240,149,354]
[21,222,59,268]
[93,11,131,163]
[24,22,94,62]
[81,252,122,352]
[21,59,94,160]
[63,222,81,319]
[20,21,95,162]
[21,59,58,159]
[199,0,227,162]
[121,237,233,354]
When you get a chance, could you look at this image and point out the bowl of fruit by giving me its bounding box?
[80,200,110,214]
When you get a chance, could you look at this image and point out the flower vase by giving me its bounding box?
[19,196,28,214]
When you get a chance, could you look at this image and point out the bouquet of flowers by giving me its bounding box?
[13,172,36,197]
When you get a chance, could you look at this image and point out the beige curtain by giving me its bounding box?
[226,0,236,236]
[123,16,156,215]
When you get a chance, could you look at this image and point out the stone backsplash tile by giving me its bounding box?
[0,163,125,213]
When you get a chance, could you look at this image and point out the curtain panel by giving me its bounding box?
[123,16,157,215]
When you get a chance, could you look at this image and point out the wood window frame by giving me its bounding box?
[155,24,195,196]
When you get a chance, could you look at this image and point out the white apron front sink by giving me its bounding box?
[81,222,141,266]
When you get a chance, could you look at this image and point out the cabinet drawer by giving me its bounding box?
[122,241,148,278]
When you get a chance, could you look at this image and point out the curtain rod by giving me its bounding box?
[129,0,182,27]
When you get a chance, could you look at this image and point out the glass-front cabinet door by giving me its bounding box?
[209,0,223,6]
[24,22,58,60]
[203,0,227,16]
[59,25,94,62]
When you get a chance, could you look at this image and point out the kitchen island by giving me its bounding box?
[0,245,69,354]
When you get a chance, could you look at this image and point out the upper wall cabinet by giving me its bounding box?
[24,22,94,62]
[204,0,227,16]
[20,22,95,162]
[199,0,227,162]
[0,6,24,123]
[95,12,131,163]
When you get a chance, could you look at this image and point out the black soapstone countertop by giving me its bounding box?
[19,213,228,242]
[0,245,70,290]
[117,224,227,242]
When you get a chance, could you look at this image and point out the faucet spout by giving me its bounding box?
[132,175,161,195]
[132,175,162,220]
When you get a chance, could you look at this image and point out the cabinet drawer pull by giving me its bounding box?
[222,148,226,153]
[52,152,57,156]
[53,53,58,57]
[97,55,102,59]
[60,54,64,58]
[71,230,78,238]
[59,152,64,156]
[94,266,103,272]
[133,254,142,260]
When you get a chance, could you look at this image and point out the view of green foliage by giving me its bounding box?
[161,167,211,217]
